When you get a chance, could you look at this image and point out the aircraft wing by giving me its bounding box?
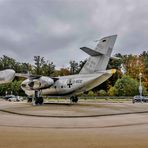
[15,73,30,78]
[15,73,58,81]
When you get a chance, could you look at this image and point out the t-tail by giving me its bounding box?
[79,35,117,74]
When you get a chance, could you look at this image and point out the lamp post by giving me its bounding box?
[5,91,7,96]
[139,73,142,98]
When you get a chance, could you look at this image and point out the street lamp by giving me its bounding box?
[139,73,142,98]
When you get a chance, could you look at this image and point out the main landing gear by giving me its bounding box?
[70,96,78,103]
[33,90,44,105]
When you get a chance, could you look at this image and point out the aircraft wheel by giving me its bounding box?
[35,98,39,105]
[74,96,78,103]
[39,97,43,105]
[27,97,32,102]
[70,96,78,103]
[35,97,43,105]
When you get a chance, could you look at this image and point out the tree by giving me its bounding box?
[10,81,24,95]
[54,68,70,76]
[122,52,148,90]
[140,51,148,90]
[107,53,123,69]
[113,75,139,96]
[0,55,33,74]
[42,61,55,76]
[33,56,55,76]
[33,56,45,75]
[78,59,87,72]
[0,81,24,96]
[14,62,32,73]
[69,60,79,74]
[0,55,16,70]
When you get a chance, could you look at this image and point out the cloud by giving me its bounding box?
[0,0,147,68]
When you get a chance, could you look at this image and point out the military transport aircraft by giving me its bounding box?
[21,35,117,105]
[0,69,15,84]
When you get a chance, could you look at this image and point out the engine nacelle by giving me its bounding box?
[21,76,54,90]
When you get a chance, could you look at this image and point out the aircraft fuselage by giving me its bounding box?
[22,69,115,96]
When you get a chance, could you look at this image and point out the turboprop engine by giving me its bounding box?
[21,76,54,90]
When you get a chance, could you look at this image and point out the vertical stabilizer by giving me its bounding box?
[79,35,117,74]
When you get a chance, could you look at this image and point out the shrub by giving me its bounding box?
[108,87,117,96]
[88,90,95,96]
[98,89,107,96]
[114,75,139,96]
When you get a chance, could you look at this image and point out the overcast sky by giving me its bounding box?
[0,0,148,68]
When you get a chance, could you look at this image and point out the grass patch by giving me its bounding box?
[44,97,132,103]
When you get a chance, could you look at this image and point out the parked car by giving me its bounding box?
[4,95,23,102]
[4,95,15,100]
[133,96,148,103]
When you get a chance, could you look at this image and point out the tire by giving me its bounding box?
[70,96,78,103]
[39,97,43,105]
[73,96,78,103]
[27,97,32,102]
[35,98,39,105]
[132,99,135,104]
[35,97,43,105]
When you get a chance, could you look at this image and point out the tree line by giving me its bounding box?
[0,51,147,96]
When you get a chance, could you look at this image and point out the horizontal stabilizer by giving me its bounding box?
[80,47,103,56]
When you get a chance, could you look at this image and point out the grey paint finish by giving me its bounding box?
[80,35,117,74]
[21,35,117,97]
[0,69,15,84]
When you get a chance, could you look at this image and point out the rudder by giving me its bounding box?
[79,35,117,74]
